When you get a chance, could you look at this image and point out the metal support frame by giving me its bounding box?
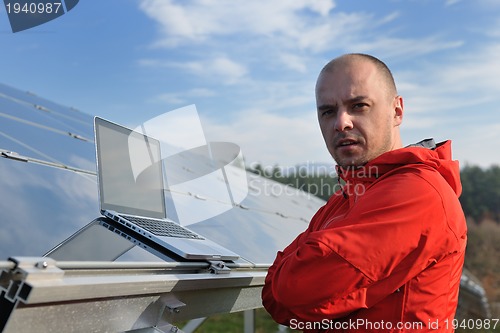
[244,309,255,333]
[0,257,269,333]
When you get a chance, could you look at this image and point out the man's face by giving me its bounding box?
[316,60,403,168]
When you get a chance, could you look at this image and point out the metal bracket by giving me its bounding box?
[155,295,187,333]
[0,257,64,332]
[1,257,64,303]
[127,294,186,333]
[0,150,28,162]
[163,294,186,315]
[208,260,231,274]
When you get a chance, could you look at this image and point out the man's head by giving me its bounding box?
[315,53,404,168]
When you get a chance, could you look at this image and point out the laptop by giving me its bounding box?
[94,116,240,261]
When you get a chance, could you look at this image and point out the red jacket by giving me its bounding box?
[262,140,467,332]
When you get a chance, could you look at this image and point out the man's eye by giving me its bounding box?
[353,103,368,110]
[321,109,335,117]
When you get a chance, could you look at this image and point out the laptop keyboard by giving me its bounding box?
[123,216,204,239]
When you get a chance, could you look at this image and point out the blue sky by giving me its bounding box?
[1,0,500,168]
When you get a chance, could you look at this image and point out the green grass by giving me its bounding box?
[174,308,296,333]
[175,309,500,333]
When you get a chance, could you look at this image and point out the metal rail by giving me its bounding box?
[0,256,269,333]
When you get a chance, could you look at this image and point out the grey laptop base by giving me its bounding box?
[101,211,238,261]
[44,217,235,263]
[99,217,214,262]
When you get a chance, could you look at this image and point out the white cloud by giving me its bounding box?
[392,41,500,167]
[139,56,247,85]
[201,108,328,168]
[400,114,438,130]
[139,0,337,48]
[243,38,500,168]
[137,2,471,129]
[279,53,308,73]
[137,58,164,67]
[397,42,500,112]
[189,88,217,97]
[195,57,248,84]
[479,0,500,6]
[445,0,461,6]
[438,45,500,97]
[136,0,500,168]
[149,88,217,105]
[484,18,500,38]
[249,79,316,113]
[138,0,466,75]
[356,35,464,59]
[137,0,380,57]
[378,11,400,25]
[152,93,186,105]
[450,122,500,167]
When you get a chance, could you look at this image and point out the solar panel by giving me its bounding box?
[0,83,324,264]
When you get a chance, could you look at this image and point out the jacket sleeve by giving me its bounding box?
[262,169,459,323]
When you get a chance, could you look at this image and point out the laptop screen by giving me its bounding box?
[94,117,166,219]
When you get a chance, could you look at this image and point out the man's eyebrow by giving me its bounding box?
[317,103,337,111]
[347,95,371,104]
[317,96,374,111]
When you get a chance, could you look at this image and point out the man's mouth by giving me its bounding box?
[337,139,359,147]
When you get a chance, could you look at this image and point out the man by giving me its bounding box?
[262,54,467,332]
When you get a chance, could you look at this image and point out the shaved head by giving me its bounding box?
[318,53,398,100]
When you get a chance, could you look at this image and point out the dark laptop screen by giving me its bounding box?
[94,117,166,219]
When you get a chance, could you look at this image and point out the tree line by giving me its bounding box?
[249,164,500,224]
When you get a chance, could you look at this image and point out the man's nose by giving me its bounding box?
[335,110,354,132]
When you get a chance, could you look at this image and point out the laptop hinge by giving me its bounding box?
[207,260,231,274]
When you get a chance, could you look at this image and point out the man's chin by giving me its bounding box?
[334,156,367,169]
[338,163,366,170]
[332,147,367,167]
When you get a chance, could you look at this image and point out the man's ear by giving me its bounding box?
[393,95,404,126]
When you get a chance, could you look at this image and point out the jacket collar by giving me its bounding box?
[336,139,460,196]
